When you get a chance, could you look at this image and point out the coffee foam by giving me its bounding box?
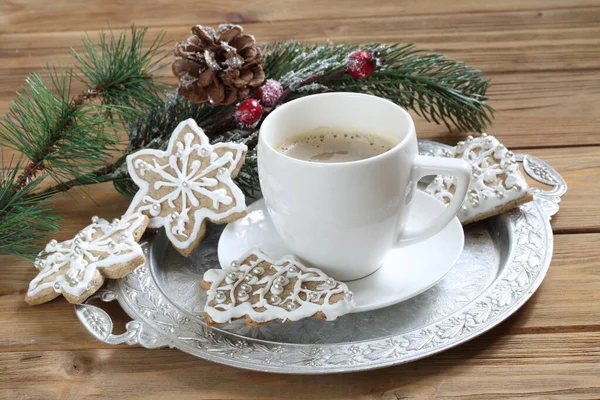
[277,127,396,163]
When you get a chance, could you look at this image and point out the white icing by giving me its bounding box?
[425,133,529,223]
[28,213,147,299]
[125,118,247,251]
[203,250,355,324]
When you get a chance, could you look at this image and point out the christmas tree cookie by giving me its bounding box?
[201,250,355,328]
[425,133,533,225]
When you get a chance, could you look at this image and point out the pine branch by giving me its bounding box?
[262,42,493,132]
[0,68,115,192]
[0,68,121,190]
[0,156,60,257]
[126,94,227,151]
[1,27,170,194]
[0,26,168,258]
[72,25,169,121]
[43,93,221,200]
[35,162,119,198]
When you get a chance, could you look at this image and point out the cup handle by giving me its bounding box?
[396,155,471,246]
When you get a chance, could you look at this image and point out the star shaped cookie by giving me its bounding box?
[26,213,149,305]
[125,118,248,256]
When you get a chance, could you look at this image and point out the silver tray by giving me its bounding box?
[75,141,567,373]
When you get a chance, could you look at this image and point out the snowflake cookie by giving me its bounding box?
[201,250,355,328]
[26,213,149,305]
[425,133,533,225]
[125,118,248,257]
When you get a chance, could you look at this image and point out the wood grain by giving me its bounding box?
[3,0,600,34]
[3,8,600,77]
[525,146,600,233]
[1,331,599,399]
[1,7,600,148]
[3,7,600,63]
[1,7,600,131]
[1,0,599,398]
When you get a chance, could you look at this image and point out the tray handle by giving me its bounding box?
[74,289,169,348]
[515,153,567,218]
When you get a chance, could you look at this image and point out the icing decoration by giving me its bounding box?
[125,118,247,256]
[202,250,355,325]
[425,133,531,224]
[26,213,148,304]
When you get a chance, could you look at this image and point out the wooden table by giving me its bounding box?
[1,1,599,398]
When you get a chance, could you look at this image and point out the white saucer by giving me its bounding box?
[218,190,464,313]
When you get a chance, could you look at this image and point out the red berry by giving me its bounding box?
[346,50,377,79]
[235,99,263,126]
[257,79,284,107]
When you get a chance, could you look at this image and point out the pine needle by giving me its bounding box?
[72,25,170,122]
[0,156,60,257]
[0,67,119,186]
[0,25,168,259]
[262,42,493,132]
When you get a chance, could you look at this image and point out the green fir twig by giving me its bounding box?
[71,25,169,121]
[0,156,60,257]
[0,68,119,191]
[263,42,493,132]
[0,26,167,258]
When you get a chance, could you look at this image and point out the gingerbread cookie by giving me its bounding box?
[125,118,248,257]
[425,133,533,225]
[26,213,149,305]
[201,251,355,327]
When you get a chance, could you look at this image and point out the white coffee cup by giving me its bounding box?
[258,93,471,281]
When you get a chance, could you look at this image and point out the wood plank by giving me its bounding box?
[2,0,599,34]
[415,71,600,148]
[1,331,599,399]
[526,146,600,233]
[1,230,598,351]
[1,10,599,148]
[2,7,600,75]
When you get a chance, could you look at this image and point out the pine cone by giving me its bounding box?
[172,24,265,106]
